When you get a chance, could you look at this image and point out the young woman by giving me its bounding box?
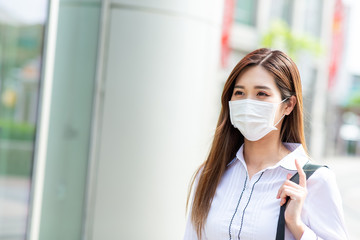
[183,48,348,240]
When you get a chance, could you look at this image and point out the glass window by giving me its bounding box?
[270,0,294,26]
[36,1,101,239]
[0,0,47,239]
[348,75,360,106]
[234,0,257,26]
[304,0,323,37]
[352,75,360,90]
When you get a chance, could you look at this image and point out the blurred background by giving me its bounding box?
[0,0,359,239]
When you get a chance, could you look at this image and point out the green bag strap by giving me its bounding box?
[275,162,327,240]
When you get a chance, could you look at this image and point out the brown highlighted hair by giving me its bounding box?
[186,48,307,239]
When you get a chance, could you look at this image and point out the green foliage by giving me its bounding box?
[260,20,323,60]
[0,119,35,141]
[348,93,360,107]
[0,148,33,177]
[0,120,35,176]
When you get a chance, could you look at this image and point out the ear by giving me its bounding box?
[284,95,296,115]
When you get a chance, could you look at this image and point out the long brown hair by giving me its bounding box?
[186,48,307,239]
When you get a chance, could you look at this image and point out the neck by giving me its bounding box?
[243,133,290,175]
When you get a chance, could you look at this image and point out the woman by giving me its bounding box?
[183,48,348,240]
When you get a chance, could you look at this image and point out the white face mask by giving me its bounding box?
[229,98,288,141]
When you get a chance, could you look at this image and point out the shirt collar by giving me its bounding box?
[227,142,309,171]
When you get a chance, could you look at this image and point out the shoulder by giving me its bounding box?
[306,165,342,203]
[307,164,336,185]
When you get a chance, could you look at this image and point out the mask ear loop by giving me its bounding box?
[274,97,290,127]
[274,114,286,127]
[280,97,289,103]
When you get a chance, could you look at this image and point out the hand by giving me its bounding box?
[276,159,307,240]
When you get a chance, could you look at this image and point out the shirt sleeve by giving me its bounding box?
[300,167,349,240]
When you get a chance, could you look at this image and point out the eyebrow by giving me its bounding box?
[234,85,272,90]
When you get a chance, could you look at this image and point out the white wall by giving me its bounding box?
[332,0,359,105]
[87,1,224,239]
[345,0,360,75]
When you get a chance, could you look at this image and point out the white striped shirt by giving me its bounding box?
[184,143,348,240]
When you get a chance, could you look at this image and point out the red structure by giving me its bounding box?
[328,0,344,89]
[221,0,235,68]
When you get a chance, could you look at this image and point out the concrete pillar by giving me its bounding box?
[86,0,224,239]
[310,0,335,159]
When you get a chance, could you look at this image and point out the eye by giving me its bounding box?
[257,91,270,97]
[234,90,244,96]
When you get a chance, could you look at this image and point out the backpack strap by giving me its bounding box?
[275,162,327,240]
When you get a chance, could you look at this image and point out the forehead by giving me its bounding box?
[235,65,277,88]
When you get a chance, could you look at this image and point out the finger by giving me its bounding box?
[280,197,288,206]
[283,180,305,189]
[287,173,292,180]
[278,182,308,199]
[277,184,287,199]
[295,159,306,188]
[279,187,302,205]
[277,185,297,200]
[279,188,300,205]
[277,173,296,198]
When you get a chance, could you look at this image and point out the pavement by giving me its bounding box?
[0,176,29,240]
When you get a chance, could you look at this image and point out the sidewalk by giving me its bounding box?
[0,176,29,240]
[322,156,360,240]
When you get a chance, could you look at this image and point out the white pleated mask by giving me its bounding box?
[229,98,287,141]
